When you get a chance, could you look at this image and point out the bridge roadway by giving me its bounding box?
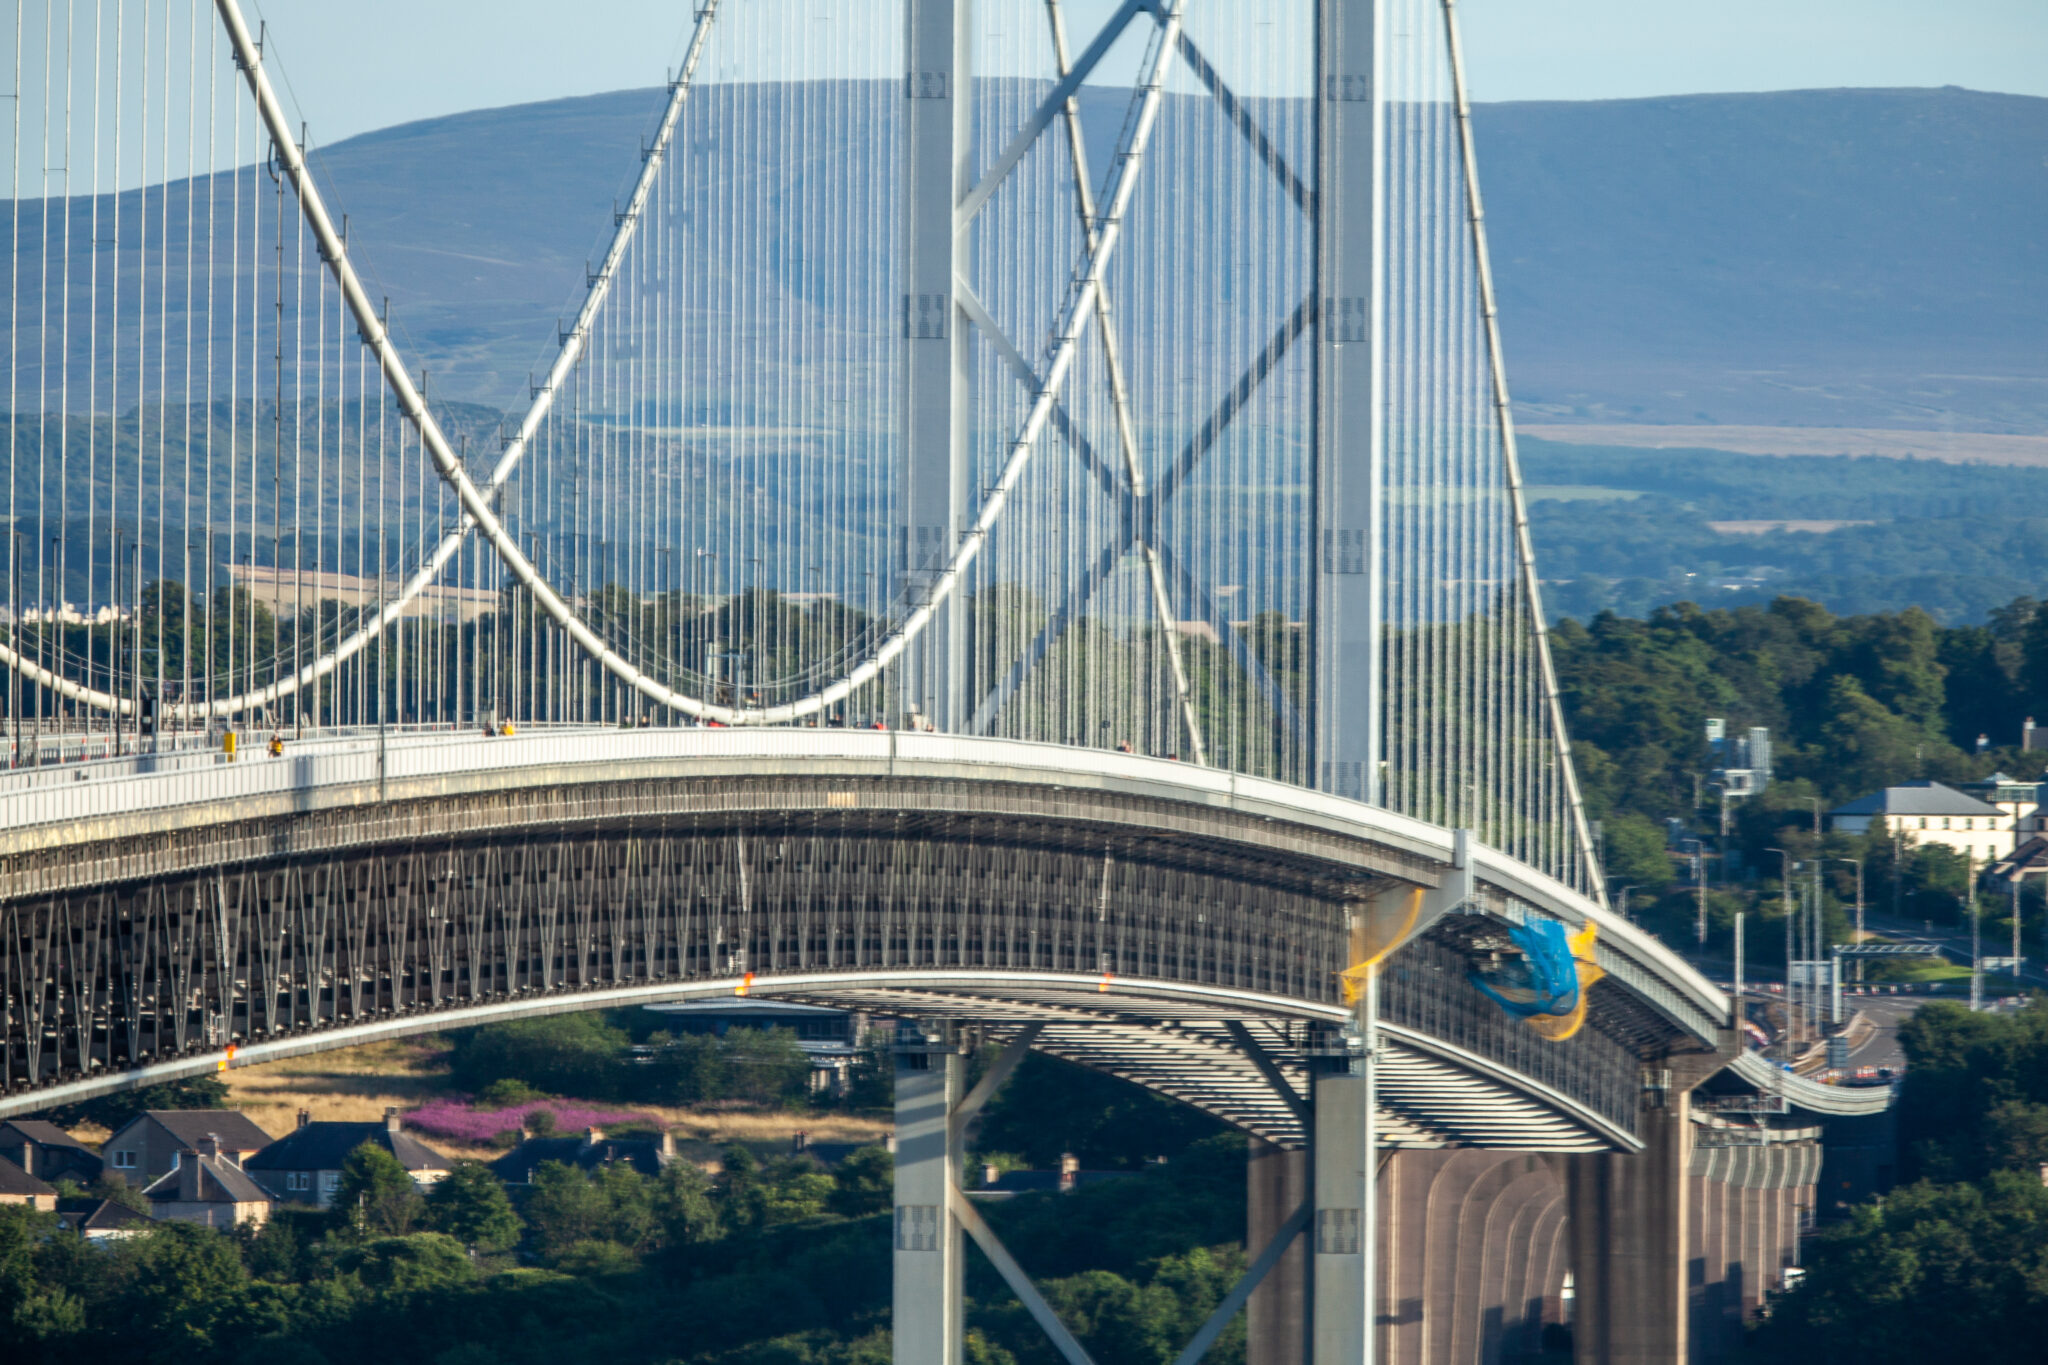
[0,726,1875,1130]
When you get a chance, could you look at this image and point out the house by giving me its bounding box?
[1828,781,2012,864]
[492,1126,678,1185]
[0,1157,57,1210]
[244,1108,450,1208]
[142,1135,273,1229]
[102,1110,273,1188]
[0,1119,103,1184]
[55,1197,150,1242]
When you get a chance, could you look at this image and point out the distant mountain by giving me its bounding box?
[296,83,2046,432]
[1475,87,2048,433]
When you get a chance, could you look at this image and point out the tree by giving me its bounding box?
[719,1027,812,1105]
[44,1075,230,1131]
[644,1032,724,1105]
[650,1161,721,1247]
[828,1146,893,1218]
[1600,813,1675,893]
[446,1012,632,1100]
[520,1162,622,1268]
[334,1233,477,1294]
[424,1160,522,1255]
[1750,1174,2048,1364]
[329,1143,426,1238]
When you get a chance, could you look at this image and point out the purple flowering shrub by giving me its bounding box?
[407,1096,653,1145]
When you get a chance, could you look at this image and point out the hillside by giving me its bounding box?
[275,83,2048,433]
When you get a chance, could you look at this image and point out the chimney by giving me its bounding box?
[884,1131,897,1154]
[197,1133,221,1160]
[1058,1152,1079,1194]
[585,1126,604,1145]
[295,1108,311,1130]
[981,1163,999,1189]
[384,1107,402,1135]
[791,1130,808,1153]
[659,1130,676,1158]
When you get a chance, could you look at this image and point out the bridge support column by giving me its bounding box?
[1247,1138,1311,1365]
[1564,1052,1730,1365]
[900,0,972,730]
[894,1024,965,1365]
[1312,1069,1371,1365]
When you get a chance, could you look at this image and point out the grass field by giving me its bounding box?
[216,1035,889,1161]
[1520,424,2048,466]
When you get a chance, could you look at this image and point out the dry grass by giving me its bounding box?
[215,1037,889,1165]
[1522,423,2048,466]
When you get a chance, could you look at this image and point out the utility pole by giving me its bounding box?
[1969,852,1983,1012]
[1733,911,1746,1032]
[1767,847,1793,1053]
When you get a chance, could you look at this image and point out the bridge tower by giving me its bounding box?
[901,0,976,733]
[1312,0,1383,805]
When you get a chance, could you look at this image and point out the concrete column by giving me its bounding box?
[1313,1072,1371,1365]
[1566,1088,1696,1365]
[1248,1138,1311,1365]
[894,1031,964,1365]
[899,0,972,728]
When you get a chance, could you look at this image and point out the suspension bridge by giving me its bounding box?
[0,3,1888,1362]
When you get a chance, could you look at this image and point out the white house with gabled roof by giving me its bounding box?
[1828,780,2012,864]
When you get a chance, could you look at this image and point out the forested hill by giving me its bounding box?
[1550,593,2048,824]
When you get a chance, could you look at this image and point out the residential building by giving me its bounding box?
[244,1108,450,1208]
[492,1126,678,1184]
[1828,780,2012,863]
[55,1197,150,1242]
[0,1119,103,1184]
[1957,773,2046,839]
[143,1135,273,1229]
[102,1110,273,1188]
[0,1157,57,1210]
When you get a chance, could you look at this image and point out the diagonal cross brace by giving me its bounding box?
[1170,1199,1313,1365]
[962,297,1313,741]
[950,1185,1101,1365]
[1224,1020,1311,1129]
[951,1023,1043,1150]
[958,0,1149,226]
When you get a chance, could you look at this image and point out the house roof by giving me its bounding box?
[0,1157,57,1198]
[144,1153,272,1205]
[1991,836,2048,879]
[244,1121,449,1174]
[55,1197,149,1232]
[490,1133,673,1183]
[0,1120,95,1153]
[115,1110,274,1152]
[1829,780,2004,819]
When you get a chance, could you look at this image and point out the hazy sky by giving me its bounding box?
[241,0,2045,147]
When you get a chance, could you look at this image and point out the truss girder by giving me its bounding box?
[0,792,1648,1146]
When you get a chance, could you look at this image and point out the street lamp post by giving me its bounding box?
[1682,838,1709,946]
[1826,857,1865,983]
